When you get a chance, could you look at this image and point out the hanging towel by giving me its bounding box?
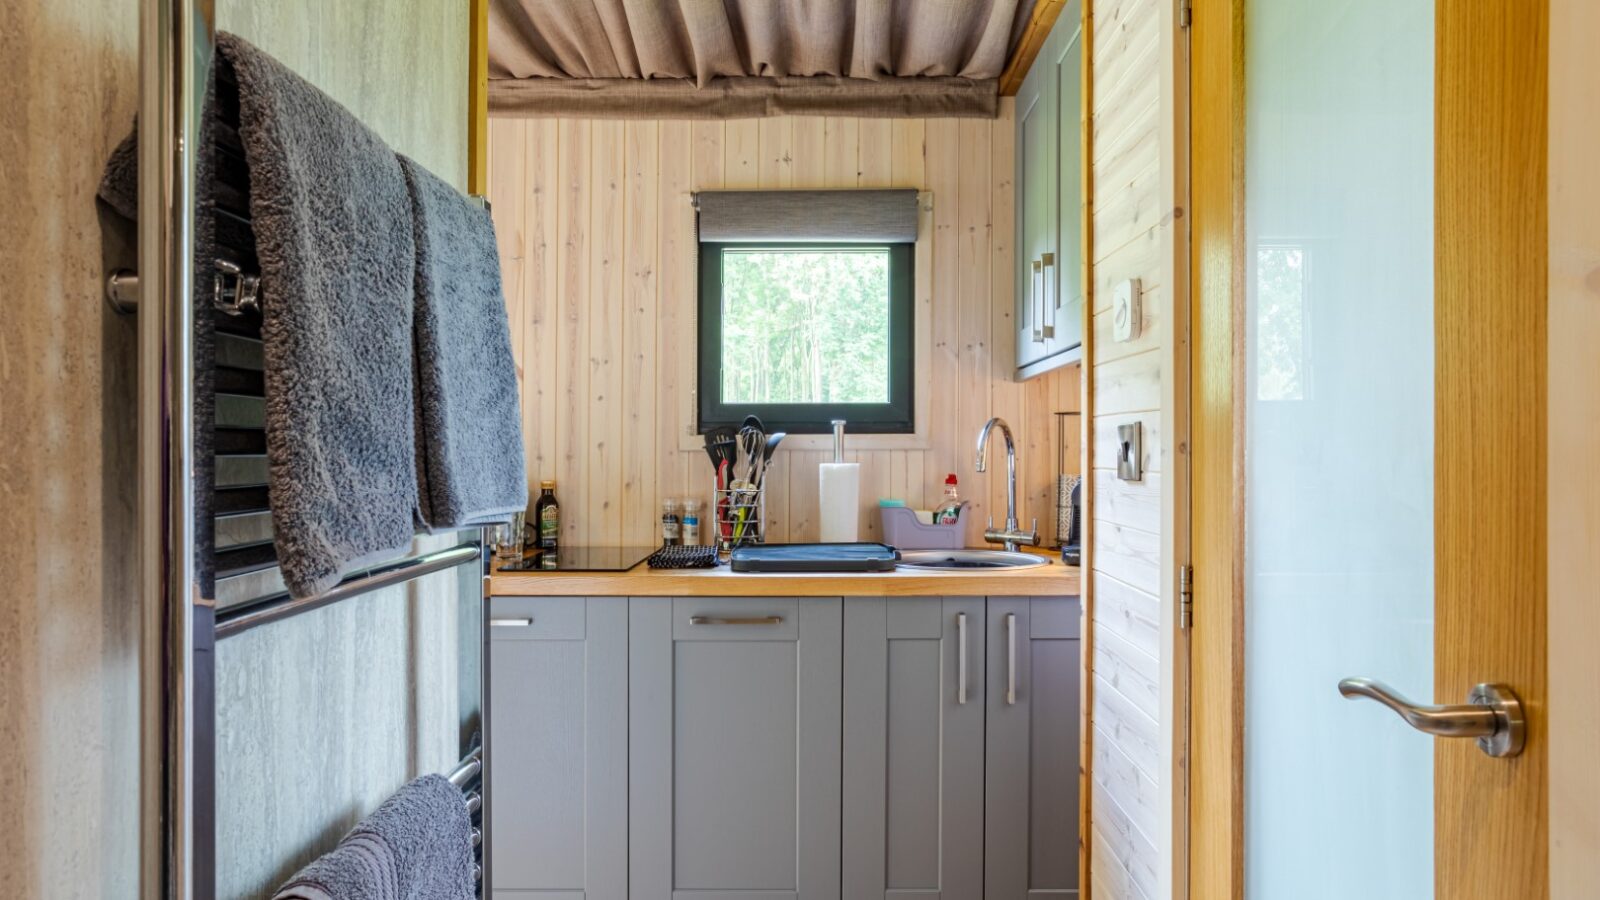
[271,774,476,900]
[398,156,528,532]
[216,32,419,598]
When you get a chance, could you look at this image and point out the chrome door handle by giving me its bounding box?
[1031,260,1045,342]
[489,617,533,627]
[1041,252,1056,338]
[688,615,784,626]
[957,612,969,705]
[1338,677,1526,758]
[1006,612,1018,705]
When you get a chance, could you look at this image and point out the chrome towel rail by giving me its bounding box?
[447,747,483,789]
[214,542,481,639]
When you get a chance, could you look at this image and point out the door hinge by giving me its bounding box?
[1178,0,1192,29]
[1179,564,1194,630]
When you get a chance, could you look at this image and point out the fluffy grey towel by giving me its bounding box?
[97,129,139,220]
[399,156,528,532]
[272,774,475,900]
[218,33,419,598]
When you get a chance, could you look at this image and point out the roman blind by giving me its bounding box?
[693,189,919,244]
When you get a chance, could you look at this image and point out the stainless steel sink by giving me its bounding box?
[896,549,1050,571]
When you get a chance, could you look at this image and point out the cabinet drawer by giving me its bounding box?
[671,596,802,641]
[487,596,586,641]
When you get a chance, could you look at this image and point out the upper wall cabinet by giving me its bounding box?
[1015,0,1087,379]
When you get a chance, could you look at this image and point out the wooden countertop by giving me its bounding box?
[489,549,1080,597]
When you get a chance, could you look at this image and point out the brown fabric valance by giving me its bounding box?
[488,0,1035,119]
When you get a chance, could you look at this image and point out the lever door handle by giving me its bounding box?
[1337,677,1525,758]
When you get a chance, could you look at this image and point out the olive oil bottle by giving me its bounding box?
[533,480,560,550]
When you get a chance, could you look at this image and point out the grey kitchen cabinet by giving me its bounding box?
[986,597,1083,899]
[842,596,986,899]
[629,596,843,900]
[487,595,628,899]
[1014,0,1087,379]
[489,594,1077,900]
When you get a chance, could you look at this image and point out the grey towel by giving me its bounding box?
[398,156,527,532]
[272,774,475,900]
[97,129,139,220]
[218,33,419,598]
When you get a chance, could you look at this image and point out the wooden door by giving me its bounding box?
[1187,1,1548,898]
[488,596,628,898]
[629,597,842,900]
[841,596,986,899]
[986,596,1084,898]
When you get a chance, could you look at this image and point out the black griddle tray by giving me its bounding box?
[729,542,901,573]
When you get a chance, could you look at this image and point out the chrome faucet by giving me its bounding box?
[975,417,1040,552]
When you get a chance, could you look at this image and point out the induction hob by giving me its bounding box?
[497,545,656,572]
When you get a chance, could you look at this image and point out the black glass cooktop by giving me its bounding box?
[498,546,655,572]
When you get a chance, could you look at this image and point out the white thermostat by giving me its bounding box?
[1112,278,1142,342]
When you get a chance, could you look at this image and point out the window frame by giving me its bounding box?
[697,241,916,435]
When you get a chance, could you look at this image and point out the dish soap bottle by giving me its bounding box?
[533,480,561,550]
[934,474,962,524]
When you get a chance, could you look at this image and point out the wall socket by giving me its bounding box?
[1112,278,1142,342]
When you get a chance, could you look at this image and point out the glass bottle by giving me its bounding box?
[661,498,682,546]
[934,473,962,524]
[533,480,560,550]
[681,499,702,546]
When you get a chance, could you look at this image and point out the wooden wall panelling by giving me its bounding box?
[958,118,997,546]
[683,121,726,519]
[655,120,695,516]
[891,118,930,513]
[622,121,659,548]
[925,117,965,541]
[521,123,559,485]
[589,121,624,545]
[1085,0,1170,891]
[556,120,591,546]
[488,113,1081,547]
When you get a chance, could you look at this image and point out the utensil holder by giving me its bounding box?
[713,486,765,552]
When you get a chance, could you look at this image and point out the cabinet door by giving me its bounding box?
[630,597,842,900]
[1016,55,1060,370]
[842,597,985,899]
[488,596,627,899]
[1046,15,1087,360]
[985,596,1083,899]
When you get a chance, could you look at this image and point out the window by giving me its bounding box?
[698,241,915,433]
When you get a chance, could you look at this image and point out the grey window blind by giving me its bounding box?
[693,189,918,243]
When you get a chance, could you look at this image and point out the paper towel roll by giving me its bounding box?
[818,462,861,542]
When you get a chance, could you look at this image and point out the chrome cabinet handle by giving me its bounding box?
[1041,251,1056,339]
[957,612,969,705]
[1006,613,1018,705]
[1031,260,1045,343]
[1338,677,1526,758]
[689,615,784,626]
[489,617,533,627]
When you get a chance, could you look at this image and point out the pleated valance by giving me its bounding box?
[488,0,1038,118]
